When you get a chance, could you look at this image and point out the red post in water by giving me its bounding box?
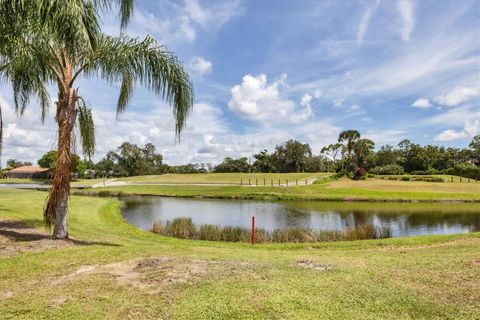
[251,216,255,245]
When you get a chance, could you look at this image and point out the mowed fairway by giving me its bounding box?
[81,176,480,202]
[116,172,330,184]
[327,177,480,194]
[0,188,479,319]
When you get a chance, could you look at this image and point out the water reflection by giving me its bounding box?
[121,197,480,238]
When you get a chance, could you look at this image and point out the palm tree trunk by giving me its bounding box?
[44,85,77,239]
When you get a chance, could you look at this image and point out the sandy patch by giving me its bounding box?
[0,220,75,256]
[56,257,255,293]
[297,259,333,271]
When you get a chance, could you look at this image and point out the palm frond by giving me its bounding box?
[94,0,134,30]
[90,35,194,140]
[76,99,96,161]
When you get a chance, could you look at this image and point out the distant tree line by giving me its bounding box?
[2,133,479,180]
[212,132,480,180]
[319,131,480,180]
[213,140,328,173]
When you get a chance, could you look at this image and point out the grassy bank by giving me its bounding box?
[77,177,480,202]
[0,178,49,184]
[0,188,479,319]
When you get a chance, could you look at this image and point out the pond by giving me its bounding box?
[0,183,48,189]
[121,197,480,238]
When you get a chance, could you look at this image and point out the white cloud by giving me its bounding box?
[188,56,213,75]
[105,0,243,44]
[349,104,361,112]
[129,8,196,43]
[313,89,323,99]
[426,105,480,126]
[357,0,379,43]
[228,74,313,123]
[434,119,479,141]
[411,98,432,109]
[333,98,345,108]
[292,94,313,123]
[434,86,480,107]
[184,0,244,30]
[128,131,147,145]
[345,104,364,117]
[364,129,407,145]
[397,0,415,41]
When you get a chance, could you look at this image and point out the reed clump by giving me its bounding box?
[152,217,391,243]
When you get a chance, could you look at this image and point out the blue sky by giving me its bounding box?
[1,0,479,165]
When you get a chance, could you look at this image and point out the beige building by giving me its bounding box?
[4,166,52,179]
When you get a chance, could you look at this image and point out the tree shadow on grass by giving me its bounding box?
[0,220,122,247]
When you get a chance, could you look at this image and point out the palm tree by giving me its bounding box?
[1,0,133,157]
[353,138,375,168]
[338,130,361,158]
[0,1,193,238]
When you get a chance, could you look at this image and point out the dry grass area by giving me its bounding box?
[327,177,480,194]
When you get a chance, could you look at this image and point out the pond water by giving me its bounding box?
[121,197,480,238]
[0,183,48,189]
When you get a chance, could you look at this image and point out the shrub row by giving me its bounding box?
[370,164,405,175]
[379,176,444,182]
[445,164,480,181]
[151,217,392,243]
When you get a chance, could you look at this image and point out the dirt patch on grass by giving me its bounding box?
[297,259,333,271]
[57,257,255,293]
[0,219,75,256]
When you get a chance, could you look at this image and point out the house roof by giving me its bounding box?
[7,166,50,174]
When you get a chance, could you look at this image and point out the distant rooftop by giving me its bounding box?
[7,166,50,173]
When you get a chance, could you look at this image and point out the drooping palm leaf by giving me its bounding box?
[86,35,194,139]
[76,99,95,161]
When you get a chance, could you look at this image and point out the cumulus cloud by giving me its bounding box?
[188,56,213,75]
[411,98,432,109]
[397,0,415,41]
[434,119,479,141]
[228,74,314,123]
[434,86,480,107]
[292,94,313,123]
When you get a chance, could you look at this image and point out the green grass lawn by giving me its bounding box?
[116,172,331,184]
[0,178,49,184]
[0,188,479,319]
[79,177,480,202]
